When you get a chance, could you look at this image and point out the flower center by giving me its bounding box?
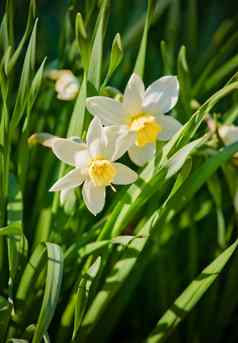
[128,114,161,147]
[88,158,116,187]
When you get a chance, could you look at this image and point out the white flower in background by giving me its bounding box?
[48,69,79,101]
[219,124,238,158]
[219,124,238,146]
[86,73,182,166]
[49,118,137,215]
[219,124,238,212]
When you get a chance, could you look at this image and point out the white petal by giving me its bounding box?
[112,163,138,184]
[218,125,238,145]
[50,168,84,192]
[88,139,105,159]
[103,125,135,161]
[101,126,118,160]
[112,130,136,161]
[69,137,82,143]
[123,73,144,115]
[86,96,126,125]
[52,139,87,166]
[128,143,156,166]
[74,149,91,168]
[60,188,75,205]
[157,115,182,141]
[143,76,179,115]
[86,118,104,145]
[82,180,105,215]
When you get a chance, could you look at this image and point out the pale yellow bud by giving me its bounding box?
[48,69,79,101]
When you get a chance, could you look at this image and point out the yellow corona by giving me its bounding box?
[129,114,161,147]
[89,158,117,186]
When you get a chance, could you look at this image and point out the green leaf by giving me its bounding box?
[18,58,46,190]
[0,296,11,342]
[160,41,173,74]
[22,324,51,343]
[9,19,38,134]
[75,13,89,70]
[161,142,238,222]
[85,0,98,25]
[102,33,123,87]
[2,46,12,75]
[7,175,26,296]
[15,242,63,343]
[165,135,207,179]
[145,239,238,343]
[88,0,108,89]
[67,72,87,138]
[75,12,87,40]
[79,237,147,342]
[27,57,47,113]
[164,0,180,69]
[73,257,101,339]
[207,174,226,248]
[5,0,15,48]
[7,0,36,74]
[0,223,21,236]
[186,0,197,56]
[123,0,171,49]
[204,53,238,92]
[32,243,64,343]
[7,340,28,343]
[66,236,136,264]
[192,31,238,97]
[177,46,191,119]
[165,158,192,201]
[0,15,9,53]
[134,0,153,77]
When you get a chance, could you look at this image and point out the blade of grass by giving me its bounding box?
[0,296,11,343]
[7,0,36,74]
[134,0,154,78]
[87,0,108,90]
[32,243,63,343]
[177,46,192,121]
[14,242,63,342]
[9,19,38,133]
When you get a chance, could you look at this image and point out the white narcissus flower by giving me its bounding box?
[86,73,182,166]
[49,118,137,215]
[48,69,79,101]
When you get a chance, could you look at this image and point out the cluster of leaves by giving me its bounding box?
[1,0,238,342]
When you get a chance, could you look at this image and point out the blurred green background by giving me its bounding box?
[2,0,238,86]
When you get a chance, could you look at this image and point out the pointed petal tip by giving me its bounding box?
[49,185,57,192]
